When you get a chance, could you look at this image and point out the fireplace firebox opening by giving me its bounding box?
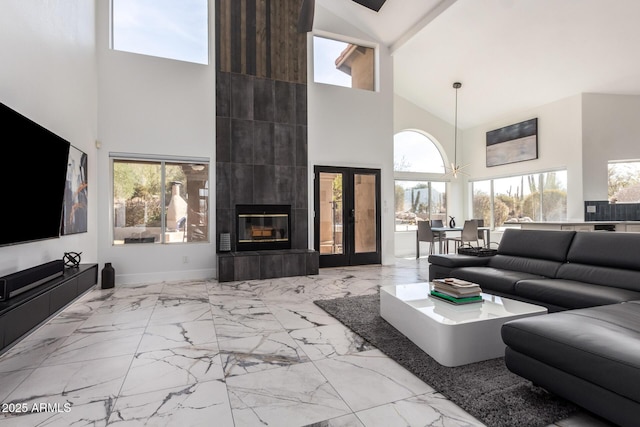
[236,204,292,251]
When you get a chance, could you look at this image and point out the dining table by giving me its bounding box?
[431,226,491,254]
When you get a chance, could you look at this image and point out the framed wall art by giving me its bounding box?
[61,145,88,235]
[486,118,538,167]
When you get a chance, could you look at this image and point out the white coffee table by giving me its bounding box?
[380,283,547,367]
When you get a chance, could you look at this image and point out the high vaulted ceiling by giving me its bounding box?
[319,0,640,129]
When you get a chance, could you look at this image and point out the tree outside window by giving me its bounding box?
[608,161,640,203]
[472,171,567,228]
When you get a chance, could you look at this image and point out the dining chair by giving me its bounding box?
[474,218,486,247]
[429,219,448,252]
[446,219,480,252]
[430,219,444,228]
[416,220,442,257]
[430,219,447,240]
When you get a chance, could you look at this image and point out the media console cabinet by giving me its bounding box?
[0,263,98,353]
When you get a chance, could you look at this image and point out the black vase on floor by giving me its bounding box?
[449,216,456,228]
[101,262,115,289]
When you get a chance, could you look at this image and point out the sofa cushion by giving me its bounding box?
[515,279,640,309]
[557,263,640,293]
[566,231,640,270]
[487,254,564,278]
[497,228,576,262]
[501,302,640,404]
[451,266,547,294]
[427,254,491,268]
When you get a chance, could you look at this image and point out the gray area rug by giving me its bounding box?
[314,293,578,427]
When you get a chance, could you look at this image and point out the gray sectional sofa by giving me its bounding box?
[428,228,640,427]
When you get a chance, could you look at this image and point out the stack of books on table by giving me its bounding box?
[431,278,483,305]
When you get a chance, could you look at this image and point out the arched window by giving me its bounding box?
[393,130,447,234]
[394,130,445,173]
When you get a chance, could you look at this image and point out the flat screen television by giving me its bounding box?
[0,102,71,246]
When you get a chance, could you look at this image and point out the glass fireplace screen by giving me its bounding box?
[236,205,291,250]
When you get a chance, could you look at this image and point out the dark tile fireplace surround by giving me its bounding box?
[216,72,318,282]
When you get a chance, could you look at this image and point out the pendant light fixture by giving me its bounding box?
[447,82,468,178]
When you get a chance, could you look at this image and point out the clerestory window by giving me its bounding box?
[111,0,209,65]
[313,35,376,91]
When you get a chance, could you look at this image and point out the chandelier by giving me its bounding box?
[446,82,468,178]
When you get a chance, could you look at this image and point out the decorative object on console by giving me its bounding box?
[62,145,88,235]
[486,118,538,167]
[63,252,82,268]
[448,216,455,228]
[101,262,115,289]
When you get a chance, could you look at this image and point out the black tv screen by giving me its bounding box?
[0,102,71,246]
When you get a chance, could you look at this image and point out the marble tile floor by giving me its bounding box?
[0,259,615,426]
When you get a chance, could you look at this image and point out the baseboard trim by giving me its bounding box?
[113,268,216,286]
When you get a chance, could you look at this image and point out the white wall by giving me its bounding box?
[394,93,640,226]
[462,95,584,221]
[309,6,395,264]
[95,1,216,284]
[582,93,640,201]
[0,1,98,276]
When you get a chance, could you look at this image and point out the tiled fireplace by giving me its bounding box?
[215,0,318,282]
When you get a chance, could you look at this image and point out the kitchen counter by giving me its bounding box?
[519,221,640,232]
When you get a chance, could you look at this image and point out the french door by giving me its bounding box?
[314,166,381,268]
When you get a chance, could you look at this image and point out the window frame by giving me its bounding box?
[110,153,210,245]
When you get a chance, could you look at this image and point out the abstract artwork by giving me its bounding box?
[62,145,88,235]
[486,118,538,167]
